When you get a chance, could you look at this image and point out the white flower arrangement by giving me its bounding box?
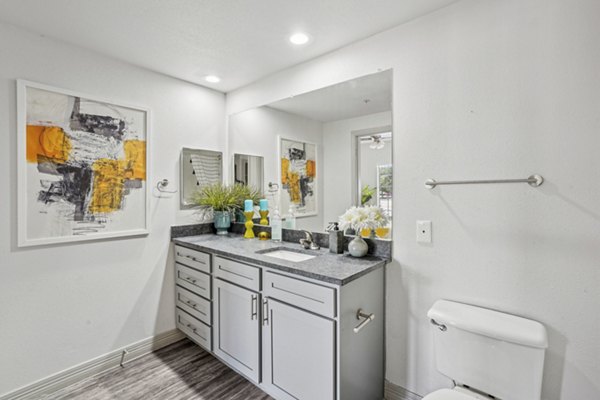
[338,205,389,233]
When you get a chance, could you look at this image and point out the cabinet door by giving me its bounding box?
[213,279,260,383]
[263,298,336,400]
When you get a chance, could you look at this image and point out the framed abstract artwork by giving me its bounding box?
[17,80,150,247]
[278,136,317,217]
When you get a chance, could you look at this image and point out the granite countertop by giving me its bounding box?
[172,234,386,286]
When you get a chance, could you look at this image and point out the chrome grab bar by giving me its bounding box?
[353,309,375,333]
[425,174,543,189]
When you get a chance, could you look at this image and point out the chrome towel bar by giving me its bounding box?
[354,309,375,333]
[425,174,543,189]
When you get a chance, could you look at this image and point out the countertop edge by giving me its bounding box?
[172,237,386,286]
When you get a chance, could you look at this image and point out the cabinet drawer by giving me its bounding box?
[213,255,260,291]
[176,285,211,325]
[264,272,336,318]
[176,308,211,351]
[176,263,211,299]
[174,245,211,274]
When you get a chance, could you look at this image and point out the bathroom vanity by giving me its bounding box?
[172,233,386,400]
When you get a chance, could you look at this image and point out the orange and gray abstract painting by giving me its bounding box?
[24,86,147,241]
[280,138,316,216]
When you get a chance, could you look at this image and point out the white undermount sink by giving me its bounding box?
[260,249,316,262]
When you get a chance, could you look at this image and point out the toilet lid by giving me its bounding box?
[422,389,477,400]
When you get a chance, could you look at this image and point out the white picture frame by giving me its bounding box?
[278,135,318,218]
[17,80,151,247]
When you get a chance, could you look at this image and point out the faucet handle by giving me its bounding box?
[302,230,313,241]
[300,231,319,250]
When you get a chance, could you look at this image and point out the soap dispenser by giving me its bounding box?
[271,208,282,242]
[327,222,344,254]
[283,205,296,229]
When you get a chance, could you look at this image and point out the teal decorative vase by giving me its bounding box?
[235,209,246,223]
[214,211,231,235]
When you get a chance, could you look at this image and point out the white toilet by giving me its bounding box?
[424,300,548,400]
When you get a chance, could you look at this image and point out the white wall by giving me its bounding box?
[229,106,324,231]
[227,1,600,398]
[322,112,392,224]
[0,23,225,395]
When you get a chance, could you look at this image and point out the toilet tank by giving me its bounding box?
[428,300,548,400]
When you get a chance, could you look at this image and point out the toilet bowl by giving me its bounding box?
[423,300,548,400]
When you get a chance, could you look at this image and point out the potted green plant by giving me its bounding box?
[191,183,238,235]
[361,184,376,205]
[231,184,262,223]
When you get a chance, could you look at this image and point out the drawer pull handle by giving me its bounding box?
[263,299,269,326]
[185,323,197,333]
[177,252,206,264]
[186,300,198,308]
[353,309,375,333]
[250,294,258,320]
[185,277,197,284]
[186,255,206,264]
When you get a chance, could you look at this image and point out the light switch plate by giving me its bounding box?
[416,220,432,243]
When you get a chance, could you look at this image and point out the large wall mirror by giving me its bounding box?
[228,70,393,238]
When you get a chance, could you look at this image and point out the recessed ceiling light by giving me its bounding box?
[289,33,310,45]
[205,75,221,83]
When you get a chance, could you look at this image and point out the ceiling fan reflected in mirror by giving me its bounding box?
[369,135,385,150]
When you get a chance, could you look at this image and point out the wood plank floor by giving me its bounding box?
[46,339,273,400]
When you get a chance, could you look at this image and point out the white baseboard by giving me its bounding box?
[1,329,185,400]
[385,380,422,400]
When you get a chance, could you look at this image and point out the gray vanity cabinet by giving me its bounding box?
[173,241,384,400]
[263,297,336,400]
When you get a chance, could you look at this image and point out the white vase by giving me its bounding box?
[348,235,368,257]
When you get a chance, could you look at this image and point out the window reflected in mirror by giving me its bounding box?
[356,131,392,239]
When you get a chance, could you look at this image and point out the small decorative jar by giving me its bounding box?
[348,235,369,257]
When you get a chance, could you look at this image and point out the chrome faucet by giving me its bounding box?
[299,231,320,250]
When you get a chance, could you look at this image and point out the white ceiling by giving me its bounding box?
[0,0,458,92]
[268,70,392,122]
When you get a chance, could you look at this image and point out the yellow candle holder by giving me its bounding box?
[244,211,255,239]
[259,210,269,225]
